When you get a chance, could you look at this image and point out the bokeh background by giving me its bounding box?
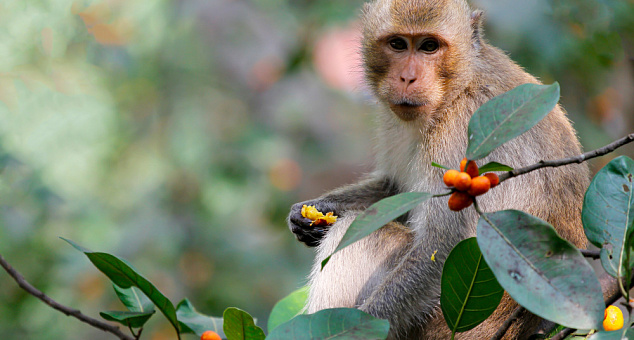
[1,0,633,339]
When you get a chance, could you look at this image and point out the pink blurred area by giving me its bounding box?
[313,23,365,93]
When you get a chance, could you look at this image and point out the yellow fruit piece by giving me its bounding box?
[431,250,438,262]
[603,305,624,331]
[301,205,337,226]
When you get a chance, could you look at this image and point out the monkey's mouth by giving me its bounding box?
[389,99,429,121]
[391,99,426,108]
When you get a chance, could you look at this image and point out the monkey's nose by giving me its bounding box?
[400,75,417,85]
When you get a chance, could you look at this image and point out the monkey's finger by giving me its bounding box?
[294,228,326,247]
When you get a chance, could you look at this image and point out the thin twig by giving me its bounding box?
[0,254,134,340]
[500,133,634,182]
[489,306,526,340]
[581,249,601,259]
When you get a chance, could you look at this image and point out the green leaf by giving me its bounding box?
[582,156,634,277]
[176,299,225,337]
[441,238,504,334]
[589,329,634,339]
[466,83,560,160]
[476,210,604,329]
[62,238,181,337]
[477,162,513,174]
[321,192,432,268]
[432,162,451,170]
[99,310,155,328]
[113,284,154,313]
[266,308,389,340]
[267,286,309,332]
[223,307,265,340]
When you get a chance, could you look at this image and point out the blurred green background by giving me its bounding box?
[0,0,633,339]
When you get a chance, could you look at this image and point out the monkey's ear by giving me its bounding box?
[470,9,484,49]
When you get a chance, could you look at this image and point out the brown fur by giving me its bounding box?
[291,1,589,339]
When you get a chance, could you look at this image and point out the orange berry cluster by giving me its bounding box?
[443,158,499,211]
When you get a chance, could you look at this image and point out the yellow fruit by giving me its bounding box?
[448,191,473,211]
[603,305,624,331]
[201,330,222,340]
[467,176,491,196]
[454,172,472,192]
[301,205,337,226]
[443,169,460,187]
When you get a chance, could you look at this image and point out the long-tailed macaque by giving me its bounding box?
[288,0,589,339]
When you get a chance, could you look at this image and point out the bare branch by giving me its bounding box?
[489,306,526,340]
[500,133,634,182]
[581,249,601,259]
[0,253,134,340]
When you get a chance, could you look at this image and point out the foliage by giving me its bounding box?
[1,0,634,339]
[440,238,503,335]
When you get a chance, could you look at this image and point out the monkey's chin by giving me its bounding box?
[389,103,428,122]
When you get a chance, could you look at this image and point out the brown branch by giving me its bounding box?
[500,133,634,182]
[489,306,526,340]
[0,253,134,340]
[581,249,601,259]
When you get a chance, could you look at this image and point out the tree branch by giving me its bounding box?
[0,253,134,340]
[581,249,601,259]
[489,306,526,340]
[500,133,634,182]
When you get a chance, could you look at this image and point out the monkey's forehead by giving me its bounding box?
[361,0,473,40]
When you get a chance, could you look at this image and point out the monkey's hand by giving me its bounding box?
[288,199,339,247]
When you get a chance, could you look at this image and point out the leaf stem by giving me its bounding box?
[499,133,634,183]
[0,253,134,340]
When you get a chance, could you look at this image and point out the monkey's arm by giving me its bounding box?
[358,232,458,335]
[288,176,399,247]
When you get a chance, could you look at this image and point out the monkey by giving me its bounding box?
[287,0,590,339]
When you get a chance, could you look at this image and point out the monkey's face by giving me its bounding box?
[367,34,448,122]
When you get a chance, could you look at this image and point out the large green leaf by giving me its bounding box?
[441,238,504,335]
[113,284,154,313]
[267,286,309,332]
[176,299,225,337]
[62,238,181,337]
[582,156,634,277]
[589,329,634,339]
[466,83,560,160]
[266,308,389,340]
[321,192,432,268]
[223,307,265,340]
[476,210,604,329]
[99,310,155,328]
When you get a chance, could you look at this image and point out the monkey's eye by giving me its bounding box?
[419,38,440,53]
[388,37,408,51]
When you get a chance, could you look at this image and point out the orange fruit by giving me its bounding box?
[483,173,500,188]
[459,158,479,178]
[201,330,222,340]
[603,305,624,331]
[465,161,479,178]
[448,191,473,211]
[454,172,472,191]
[467,176,491,196]
[443,169,460,187]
